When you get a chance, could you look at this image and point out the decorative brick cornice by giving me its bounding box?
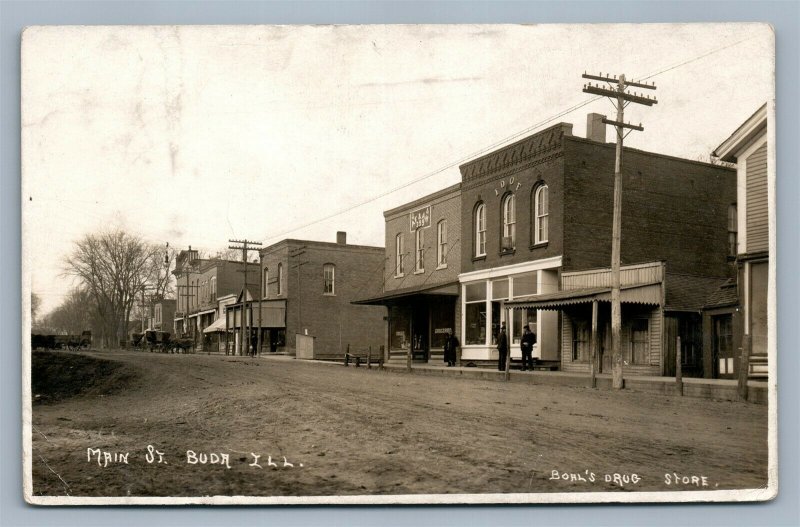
[459,124,571,184]
[460,151,564,192]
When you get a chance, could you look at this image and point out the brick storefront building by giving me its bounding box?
[173,247,259,352]
[238,232,385,359]
[456,114,736,375]
[355,184,462,364]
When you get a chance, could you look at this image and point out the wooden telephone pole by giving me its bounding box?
[229,239,262,356]
[582,72,657,389]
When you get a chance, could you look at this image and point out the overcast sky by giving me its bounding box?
[22,23,773,315]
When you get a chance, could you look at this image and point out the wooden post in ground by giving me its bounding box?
[590,300,598,389]
[345,343,350,367]
[406,343,412,372]
[367,346,372,369]
[675,335,683,396]
[738,335,752,402]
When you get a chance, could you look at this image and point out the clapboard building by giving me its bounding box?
[457,114,737,375]
[707,103,771,379]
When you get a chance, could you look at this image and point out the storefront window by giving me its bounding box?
[390,306,411,350]
[491,279,509,300]
[465,303,486,345]
[572,320,590,361]
[512,309,537,344]
[465,282,486,302]
[430,302,453,349]
[511,271,537,298]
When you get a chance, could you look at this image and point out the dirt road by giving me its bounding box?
[30,350,769,498]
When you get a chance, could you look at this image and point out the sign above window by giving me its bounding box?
[409,206,432,232]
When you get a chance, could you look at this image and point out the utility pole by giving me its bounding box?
[582,72,657,390]
[229,239,262,356]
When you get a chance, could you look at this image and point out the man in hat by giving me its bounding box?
[497,322,508,371]
[520,323,537,371]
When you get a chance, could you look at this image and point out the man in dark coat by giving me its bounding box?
[497,322,508,371]
[443,332,459,367]
[520,324,537,371]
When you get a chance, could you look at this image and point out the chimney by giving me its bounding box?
[336,231,347,245]
[586,113,606,143]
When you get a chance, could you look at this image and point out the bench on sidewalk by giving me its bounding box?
[343,345,383,368]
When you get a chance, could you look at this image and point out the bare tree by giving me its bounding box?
[40,288,95,335]
[64,229,161,348]
[30,292,41,324]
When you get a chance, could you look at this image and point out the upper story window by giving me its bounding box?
[728,204,738,257]
[475,202,486,257]
[437,220,447,268]
[502,193,516,250]
[534,184,549,244]
[277,263,283,296]
[210,276,217,300]
[263,268,269,298]
[415,228,425,273]
[155,305,162,324]
[395,233,405,276]
[323,263,335,295]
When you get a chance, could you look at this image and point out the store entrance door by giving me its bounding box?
[411,307,429,362]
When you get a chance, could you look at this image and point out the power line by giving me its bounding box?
[260,35,758,245]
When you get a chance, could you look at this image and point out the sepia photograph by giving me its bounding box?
[21,22,776,505]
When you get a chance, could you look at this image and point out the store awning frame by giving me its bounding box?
[506,282,662,311]
[352,281,459,306]
[202,317,227,334]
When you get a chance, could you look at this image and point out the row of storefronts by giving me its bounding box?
[357,110,772,380]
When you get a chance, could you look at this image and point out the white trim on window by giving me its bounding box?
[475,202,486,257]
[395,233,405,277]
[323,263,335,295]
[415,228,425,273]
[534,184,549,244]
[502,193,516,249]
[436,219,447,269]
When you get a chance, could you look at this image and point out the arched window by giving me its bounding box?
[437,220,448,267]
[728,204,738,257]
[534,185,549,244]
[277,263,283,296]
[323,264,335,295]
[263,267,269,298]
[502,193,516,250]
[395,233,404,276]
[415,228,425,272]
[475,202,486,257]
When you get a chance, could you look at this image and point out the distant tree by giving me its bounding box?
[64,229,162,348]
[41,288,95,335]
[30,292,41,324]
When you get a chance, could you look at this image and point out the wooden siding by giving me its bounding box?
[562,262,663,290]
[745,143,768,253]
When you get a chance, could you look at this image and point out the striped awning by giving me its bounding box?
[506,283,661,311]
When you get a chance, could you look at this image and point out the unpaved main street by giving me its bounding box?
[30,350,769,498]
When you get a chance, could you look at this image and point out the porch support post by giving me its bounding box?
[591,300,598,389]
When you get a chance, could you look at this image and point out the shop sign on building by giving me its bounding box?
[409,206,431,231]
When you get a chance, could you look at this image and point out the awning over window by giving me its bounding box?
[506,283,662,311]
[352,281,459,306]
[202,317,227,334]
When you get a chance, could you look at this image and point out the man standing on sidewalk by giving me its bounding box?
[520,324,536,371]
[497,322,508,371]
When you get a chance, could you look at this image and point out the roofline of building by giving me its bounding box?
[458,122,573,173]
[260,238,384,254]
[712,103,768,162]
[383,182,462,218]
[564,135,737,172]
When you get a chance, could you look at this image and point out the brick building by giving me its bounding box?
[172,247,259,352]
[457,114,736,375]
[354,184,462,364]
[233,232,385,359]
[708,103,771,379]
